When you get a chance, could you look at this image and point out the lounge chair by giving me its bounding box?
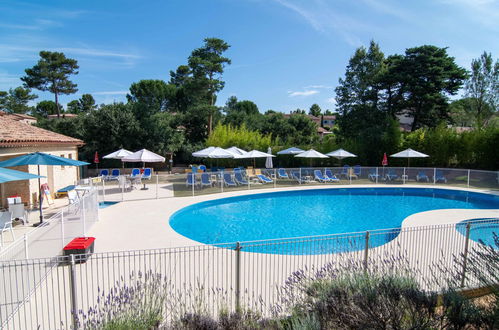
[347,168,358,180]
[186,173,196,187]
[130,168,141,178]
[416,171,429,182]
[109,169,120,181]
[385,169,399,182]
[67,190,81,213]
[8,203,28,225]
[141,168,152,180]
[353,165,361,177]
[200,173,213,187]
[368,169,380,182]
[277,168,289,179]
[314,170,331,183]
[292,171,313,183]
[257,174,273,184]
[234,171,249,185]
[191,166,198,173]
[434,170,447,183]
[223,173,237,187]
[325,169,340,182]
[99,169,109,178]
[0,211,15,247]
[340,165,350,178]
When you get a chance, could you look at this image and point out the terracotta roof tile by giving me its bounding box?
[0,113,84,147]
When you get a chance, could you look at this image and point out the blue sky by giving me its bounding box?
[1,0,498,113]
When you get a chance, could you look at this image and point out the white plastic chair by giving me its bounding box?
[67,190,80,214]
[8,203,29,225]
[0,211,15,247]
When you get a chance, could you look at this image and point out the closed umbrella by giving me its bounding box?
[265,147,273,169]
[390,148,429,167]
[295,149,329,167]
[0,152,89,226]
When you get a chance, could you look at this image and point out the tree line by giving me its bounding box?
[0,38,497,169]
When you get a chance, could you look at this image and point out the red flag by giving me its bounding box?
[94,151,100,163]
[381,152,388,166]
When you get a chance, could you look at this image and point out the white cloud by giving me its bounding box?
[92,91,128,95]
[326,97,336,104]
[288,90,319,97]
[304,85,332,89]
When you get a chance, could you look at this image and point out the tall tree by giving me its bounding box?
[187,38,231,133]
[34,100,60,118]
[21,51,79,118]
[0,86,37,113]
[127,80,176,114]
[388,46,467,130]
[67,94,97,114]
[465,51,499,127]
[309,104,322,117]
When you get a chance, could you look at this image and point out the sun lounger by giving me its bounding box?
[385,169,399,181]
[130,168,141,178]
[340,165,350,178]
[186,173,196,187]
[314,170,331,182]
[277,168,289,179]
[416,171,429,182]
[325,169,340,182]
[368,169,380,182]
[234,171,249,185]
[99,169,109,178]
[0,211,15,247]
[347,168,358,179]
[434,170,447,183]
[109,169,120,181]
[223,173,237,187]
[141,168,152,180]
[200,173,212,187]
[353,165,361,177]
[257,174,273,184]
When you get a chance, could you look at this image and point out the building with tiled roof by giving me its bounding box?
[0,112,85,208]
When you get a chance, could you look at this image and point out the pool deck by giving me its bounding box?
[88,184,499,253]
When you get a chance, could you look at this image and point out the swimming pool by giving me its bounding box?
[99,201,118,209]
[169,188,499,253]
[456,218,499,248]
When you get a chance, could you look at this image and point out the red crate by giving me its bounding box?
[63,237,95,263]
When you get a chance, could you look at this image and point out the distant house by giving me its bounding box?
[0,111,37,125]
[47,113,78,120]
[0,112,84,208]
[284,113,336,131]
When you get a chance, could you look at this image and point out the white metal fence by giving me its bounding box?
[86,167,499,201]
[0,218,497,329]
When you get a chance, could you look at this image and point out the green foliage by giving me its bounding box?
[67,94,97,114]
[34,100,60,118]
[308,104,321,117]
[287,114,318,146]
[21,51,79,117]
[206,124,273,151]
[127,80,176,115]
[224,97,262,130]
[465,51,499,127]
[0,86,37,113]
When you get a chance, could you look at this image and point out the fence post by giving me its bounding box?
[69,254,79,329]
[363,231,369,273]
[467,169,470,188]
[403,167,406,184]
[24,234,28,259]
[299,168,302,185]
[61,211,65,250]
[235,241,241,311]
[82,197,87,237]
[121,176,124,202]
[221,170,224,193]
[156,174,159,199]
[273,169,276,188]
[433,168,436,184]
[375,167,378,184]
[102,179,106,202]
[460,222,471,287]
[192,173,195,197]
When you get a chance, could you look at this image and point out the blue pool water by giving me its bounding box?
[169,188,499,254]
[99,201,118,209]
[456,218,499,248]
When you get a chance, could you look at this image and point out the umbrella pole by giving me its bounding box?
[35,165,44,227]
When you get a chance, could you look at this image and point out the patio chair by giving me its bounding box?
[257,174,273,184]
[130,168,141,178]
[99,169,109,178]
[8,203,28,225]
[385,169,399,182]
[200,173,213,188]
[368,169,380,182]
[141,168,152,180]
[0,211,15,247]
[353,165,361,177]
[434,170,447,183]
[314,170,330,183]
[223,173,237,187]
[416,171,429,182]
[67,190,81,214]
[234,171,249,185]
[277,168,289,179]
[325,169,340,182]
[109,169,120,181]
[198,165,207,172]
[340,165,350,178]
[186,173,196,187]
